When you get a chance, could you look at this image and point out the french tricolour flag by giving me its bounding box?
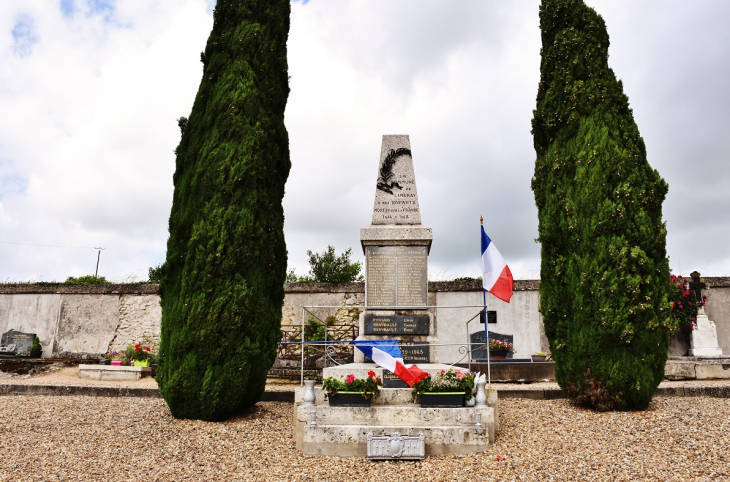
[351,340,426,387]
[481,225,513,303]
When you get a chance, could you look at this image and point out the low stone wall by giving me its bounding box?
[0,285,160,358]
[2,278,729,359]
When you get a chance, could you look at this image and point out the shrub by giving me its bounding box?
[157,0,291,421]
[64,275,110,285]
[531,0,671,410]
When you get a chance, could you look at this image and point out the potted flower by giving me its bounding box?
[30,336,42,358]
[322,371,382,407]
[104,350,124,365]
[411,368,475,407]
[489,339,515,359]
[531,351,548,362]
[125,342,153,367]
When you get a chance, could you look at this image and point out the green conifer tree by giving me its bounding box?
[531,0,671,410]
[157,0,291,421]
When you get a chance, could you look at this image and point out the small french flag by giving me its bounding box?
[481,225,513,303]
[351,340,427,387]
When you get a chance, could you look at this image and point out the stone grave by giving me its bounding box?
[470,331,514,361]
[295,135,498,457]
[688,272,723,357]
[0,330,37,357]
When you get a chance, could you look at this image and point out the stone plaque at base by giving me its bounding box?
[381,343,430,387]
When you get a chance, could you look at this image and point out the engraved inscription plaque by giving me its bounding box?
[381,343,431,387]
[364,314,430,335]
[366,246,427,308]
[479,310,498,324]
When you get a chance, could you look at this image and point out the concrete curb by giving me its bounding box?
[0,384,296,402]
[1,385,728,401]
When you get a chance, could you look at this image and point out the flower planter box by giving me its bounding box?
[489,350,508,359]
[531,355,547,362]
[419,392,464,408]
[328,391,373,407]
[134,359,151,367]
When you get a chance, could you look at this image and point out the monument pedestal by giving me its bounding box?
[293,365,498,456]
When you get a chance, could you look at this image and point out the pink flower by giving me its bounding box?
[346,374,355,384]
[440,370,445,374]
[496,455,505,461]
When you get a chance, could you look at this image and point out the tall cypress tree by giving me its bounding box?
[531,0,671,410]
[157,0,291,421]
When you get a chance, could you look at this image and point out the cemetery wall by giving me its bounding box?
[1,278,729,358]
[0,285,160,358]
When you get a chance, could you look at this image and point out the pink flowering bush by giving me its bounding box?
[321,371,382,399]
[411,367,476,401]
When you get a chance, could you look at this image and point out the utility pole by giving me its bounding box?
[95,247,106,277]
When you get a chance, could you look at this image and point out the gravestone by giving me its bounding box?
[356,135,437,373]
[687,272,723,357]
[470,331,514,361]
[0,330,37,356]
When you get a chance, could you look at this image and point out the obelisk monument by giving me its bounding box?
[356,135,437,384]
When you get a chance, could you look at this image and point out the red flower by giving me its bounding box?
[134,347,139,352]
[144,346,151,351]
[690,323,695,329]
[692,317,696,321]
[367,370,376,378]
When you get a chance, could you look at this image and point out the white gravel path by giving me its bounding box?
[1,394,728,480]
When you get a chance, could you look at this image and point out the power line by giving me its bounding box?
[0,240,99,249]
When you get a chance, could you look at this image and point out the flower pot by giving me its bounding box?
[327,391,372,407]
[99,359,111,365]
[30,350,42,358]
[134,359,151,367]
[489,350,508,359]
[531,355,547,362]
[419,392,464,408]
[111,360,124,366]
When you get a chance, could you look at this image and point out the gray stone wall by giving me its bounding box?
[2,278,729,358]
[0,285,160,358]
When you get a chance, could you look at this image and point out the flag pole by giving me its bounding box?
[481,216,491,388]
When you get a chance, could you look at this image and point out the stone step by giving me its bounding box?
[297,404,492,428]
[298,422,492,457]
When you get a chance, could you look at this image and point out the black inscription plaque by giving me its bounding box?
[366,246,427,308]
[479,310,498,324]
[381,343,430,388]
[0,330,36,356]
[364,314,430,335]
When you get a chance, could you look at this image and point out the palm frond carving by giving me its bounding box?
[376,148,411,194]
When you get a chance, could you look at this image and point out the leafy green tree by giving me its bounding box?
[288,246,363,283]
[64,275,110,285]
[157,0,291,421]
[148,264,163,284]
[531,0,671,410]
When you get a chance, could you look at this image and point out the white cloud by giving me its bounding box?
[1,0,729,283]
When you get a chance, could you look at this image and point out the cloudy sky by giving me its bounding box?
[1,0,728,283]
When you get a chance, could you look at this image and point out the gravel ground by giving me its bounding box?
[1,395,728,481]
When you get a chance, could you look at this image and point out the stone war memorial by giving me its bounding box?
[293,135,498,458]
